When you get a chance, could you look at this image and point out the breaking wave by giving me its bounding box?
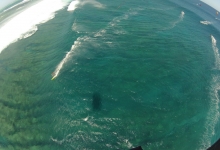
[0,0,72,53]
[67,0,105,12]
[53,8,139,79]
[51,37,83,80]
[67,0,80,11]
[80,0,105,8]
[19,25,38,39]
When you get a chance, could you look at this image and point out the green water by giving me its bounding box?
[0,0,220,149]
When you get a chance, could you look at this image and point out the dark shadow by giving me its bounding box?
[92,92,102,110]
[207,138,220,150]
[130,146,143,150]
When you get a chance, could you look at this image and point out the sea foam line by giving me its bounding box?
[200,76,220,150]
[51,38,81,80]
[51,0,107,80]
[67,0,104,12]
[0,0,70,53]
[160,11,184,31]
[211,35,220,69]
[172,11,184,27]
[53,7,139,79]
[200,35,220,149]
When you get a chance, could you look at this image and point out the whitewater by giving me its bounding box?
[1,0,220,149]
[0,0,73,53]
[52,0,104,79]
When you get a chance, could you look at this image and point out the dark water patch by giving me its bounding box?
[92,92,102,110]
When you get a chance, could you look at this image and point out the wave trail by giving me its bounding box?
[200,35,220,149]
[160,11,184,31]
[51,39,81,80]
[19,25,38,39]
[180,11,185,19]
[0,0,69,53]
[211,35,220,69]
[200,21,211,25]
[53,8,140,79]
[200,76,220,149]
[174,11,184,25]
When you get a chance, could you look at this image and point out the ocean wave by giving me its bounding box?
[0,0,70,53]
[68,0,105,11]
[51,37,84,80]
[211,35,220,69]
[53,8,140,79]
[200,21,211,25]
[94,9,139,37]
[172,11,184,27]
[19,25,38,39]
[2,0,30,13]
[200,35,220,149]
[67,0,80,11]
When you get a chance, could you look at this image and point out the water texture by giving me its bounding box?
[0,0,220,149]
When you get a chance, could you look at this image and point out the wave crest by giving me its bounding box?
[0,0,68,53]
[67,0,80,11]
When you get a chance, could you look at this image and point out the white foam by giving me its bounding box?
[19,25,38,39]
[94,29,106,37]
[200,21,211,25]
[67,0,104,12]
[83,116,89,121]
[52,39,81,80]
[67,0,79,11]
[200,76,220,149]
[80,0,105,8]
[55,8,139,79]
[211,35,217,46]
[160,11,184,31]
[181,11,185,16]
[124,139,133,148]
[2,0,30,13]
[0,0,71,53]
[200,35,220,149]
[211,35,220,69]
[180,11,185,20]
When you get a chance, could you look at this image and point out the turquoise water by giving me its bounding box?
[0,0,220,149]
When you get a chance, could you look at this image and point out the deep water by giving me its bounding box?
[0,0,220,149]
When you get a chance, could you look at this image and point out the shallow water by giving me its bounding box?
[0,0,220,149]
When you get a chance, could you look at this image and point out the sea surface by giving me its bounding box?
[0,0,220,149]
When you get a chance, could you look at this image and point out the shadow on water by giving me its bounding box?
[92,92,102,111]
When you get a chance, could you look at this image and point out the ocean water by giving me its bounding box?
[0,0,220,149]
